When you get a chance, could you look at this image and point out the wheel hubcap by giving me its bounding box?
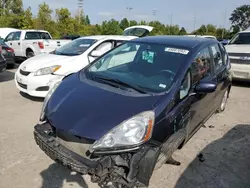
[221,91,228,110]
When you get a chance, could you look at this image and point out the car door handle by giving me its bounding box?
[18,42,20,45]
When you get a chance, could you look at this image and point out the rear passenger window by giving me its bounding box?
[13,31,21,41]
[191,47,212,83]
[210,44,224,70]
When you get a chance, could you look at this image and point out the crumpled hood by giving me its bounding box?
[225,44,250,54]
[46,73,163,140]
[19,54,78,72]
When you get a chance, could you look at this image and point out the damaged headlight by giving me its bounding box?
[90,111,155,151]
[40,81,61,121]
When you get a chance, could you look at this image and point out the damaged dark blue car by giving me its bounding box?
[34,36,232,188]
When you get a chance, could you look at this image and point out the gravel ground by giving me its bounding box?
[0,68,250,188]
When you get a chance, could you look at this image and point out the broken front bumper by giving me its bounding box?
[34,123,160,187]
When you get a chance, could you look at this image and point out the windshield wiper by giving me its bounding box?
[91,75,148,94]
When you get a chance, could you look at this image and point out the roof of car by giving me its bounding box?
[132,35,213,49]
[77,35,138,41]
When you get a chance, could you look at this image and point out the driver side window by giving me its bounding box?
[95,41,113,54]
[5,32,15,42]
[180,72,191,100]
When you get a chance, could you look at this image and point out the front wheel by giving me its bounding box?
[217,89,229,113]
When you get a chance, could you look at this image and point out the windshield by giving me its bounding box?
[86,42,189,93]
[25,32,51,40]
[55,38,96,56]
[229,32,250,45]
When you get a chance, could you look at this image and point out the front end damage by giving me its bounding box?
[34,123,160,187]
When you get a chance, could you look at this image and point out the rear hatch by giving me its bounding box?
[123,25,154,37]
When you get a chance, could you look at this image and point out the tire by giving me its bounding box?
[154,129,186,170]
[217,89,229,113]
[7,63,15,69]
[26,50,34,59]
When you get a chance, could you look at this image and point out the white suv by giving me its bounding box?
[225,30,250,81]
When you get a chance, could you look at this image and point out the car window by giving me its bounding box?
[5,32,15,41]
[218,43,228,64]
[116,40,126,47]
[180,71,191,100]
[13,31,21,41]
[25,32,52,40]
[55,38,96,56]
[191,47,212,84]
[95,41,113,54]
[86,42,189,93]
[210,44,224,71]
[229,32,250,45]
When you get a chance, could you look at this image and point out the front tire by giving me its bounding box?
[154,129,185,170]
[217,89,229,113]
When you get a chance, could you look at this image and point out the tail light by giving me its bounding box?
[38,42,44,49]
[6,47,14,53]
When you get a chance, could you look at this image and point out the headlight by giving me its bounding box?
[34,65,61,76]
[40,81,61,121]
[90,111,155,151]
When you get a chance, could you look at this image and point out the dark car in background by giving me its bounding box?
[0,40,15,68]
[60,34,81,40]
[0,49,7,73]
[34,36,232,188]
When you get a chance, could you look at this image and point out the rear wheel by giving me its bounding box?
[26,50,34,59]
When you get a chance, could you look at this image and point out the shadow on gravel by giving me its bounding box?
[40,163,89,188]
[232,80,250,88]
[0,70,15,82]
[175,124,250,188]
[19,91,44,102]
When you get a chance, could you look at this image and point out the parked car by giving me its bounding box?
[4,29,71,60]
[225,30,250,81]
[60,35,81,40]
[0,49,7,73]
[15,25,154,97]
[34,36,232,188]
[0,40,15,68]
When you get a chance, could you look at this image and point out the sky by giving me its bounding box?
[23,0,250,32]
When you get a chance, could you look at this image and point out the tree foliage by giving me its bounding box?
[0,1,247,39]
[230,5,250,31]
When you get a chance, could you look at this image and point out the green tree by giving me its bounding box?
[119,18,129,30]
[230,5,250,31]
[21,7,34,29]
[148,21,165,35]
[169,25,180,35]
[85,15,90,25]
[56,8,74,35]
[179,27,187,35]
[36,2,53,30]
[101,19,123,35]
[129,20,138,26]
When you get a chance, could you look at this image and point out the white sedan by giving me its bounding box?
[15,25,153,97]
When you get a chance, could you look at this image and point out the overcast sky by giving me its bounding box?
[23,0,249,32]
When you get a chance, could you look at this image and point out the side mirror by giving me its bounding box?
[90,50,103,57]
[221,41,229,46]
[195,80,217,93]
